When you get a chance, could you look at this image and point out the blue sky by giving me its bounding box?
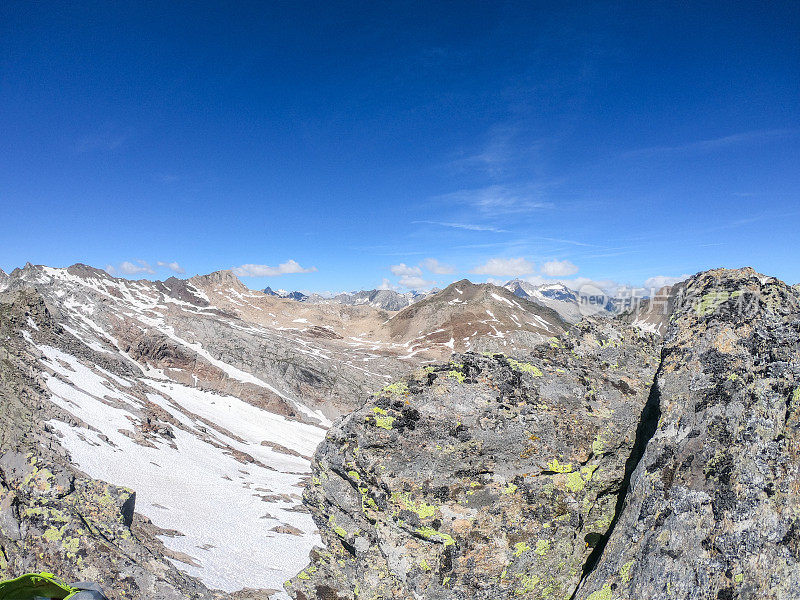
[1,1,798,293]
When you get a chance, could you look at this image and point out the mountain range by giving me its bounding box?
[261,278,625,323]
[0,263,573,597]
[3,263,797,599]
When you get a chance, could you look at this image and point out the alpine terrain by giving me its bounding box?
[2,264,799,599]
[0,264,566,598]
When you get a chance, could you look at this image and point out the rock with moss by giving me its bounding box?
[287,319,660,599]
[575,268,800,600]
[0,289,220,599]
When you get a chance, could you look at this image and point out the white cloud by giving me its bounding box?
[119,260,155,275]
[644,274,690,290]
[104,264,116,275]
[471,257,535,277]
[420,258,455,274]
[390,263,423,277]
[378,278,400,291]
[399,275,435,289]
[434,185,553,214]
[541,259,579,277]
[157,261,185,274]
[414,220,507,233]
[232,260,317,277]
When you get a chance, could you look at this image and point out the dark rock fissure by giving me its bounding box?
[572,364,663,595]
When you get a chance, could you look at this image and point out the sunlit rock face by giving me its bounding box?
[288,318,660,599]
[289,268,800,600]
[576,268,800,600]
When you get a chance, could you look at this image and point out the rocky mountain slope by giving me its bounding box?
[0,263,569,598]
[303,289,434,312]
[0,290,221,600]
[289,267,800,599]
[386,280,566,356]
[504,280,619,324]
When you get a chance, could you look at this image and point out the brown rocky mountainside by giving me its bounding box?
[386,279,567,356]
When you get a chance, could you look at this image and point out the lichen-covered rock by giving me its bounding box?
[575,268,800,600]
[287,320,660,599]
[0,290,218,599]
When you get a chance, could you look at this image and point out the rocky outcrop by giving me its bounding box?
[287,318,660,599]
[0,289,217,599]
[575,268,800,600]
[289,268,800,599]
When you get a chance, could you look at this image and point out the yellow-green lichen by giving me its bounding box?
[513,541,530,557]
[514,573,540,595]
[507,358,543,376]
[502,482,518,495]
[566,471,586,492]
[334,526,348,538]
[447,370,466,383]
[42,527,63,542]
[586,583,613,600]
[374,415,395,430]
[619,559,635,583]
[534,539,550,556]
[592,429,611,455]
[696,290,741,317]
[547,458,573,473]
[391,491,437,519]
[416,526,455,546]
[381,381,409,396]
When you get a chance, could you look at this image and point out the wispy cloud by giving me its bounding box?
[378,278,400,291]
[233,260,317,277]
[399,274,435,289]
[389,264,436,289]
[414,220,508,233]
[622,128,799,159]
[390,263,423,277]
[74,123,132,153]
[446,126,519,176]
[644,274,690,289]
[433,185,554,215]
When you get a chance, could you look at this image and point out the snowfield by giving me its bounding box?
[37,343,325,597]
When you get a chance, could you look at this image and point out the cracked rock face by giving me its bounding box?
[287,320,660,599]
[575,268,800,600]
[289,268,800,600]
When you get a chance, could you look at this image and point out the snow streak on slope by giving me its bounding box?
[37,342,325,596]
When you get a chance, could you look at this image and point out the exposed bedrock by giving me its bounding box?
[287,318,661,599]
[289,268,800,600]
